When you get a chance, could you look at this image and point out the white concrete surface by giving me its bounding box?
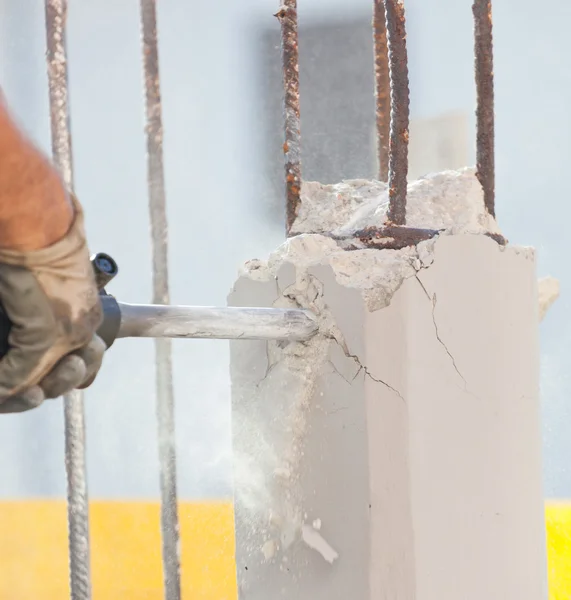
[229,234,547,599]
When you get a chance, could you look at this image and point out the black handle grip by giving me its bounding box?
[0,253,122,359]
[0,307,9,358]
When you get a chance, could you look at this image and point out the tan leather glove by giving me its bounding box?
[0,197,105,413]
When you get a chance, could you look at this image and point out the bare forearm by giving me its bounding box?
[0,94,73,251]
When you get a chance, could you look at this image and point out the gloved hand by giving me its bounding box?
[0,195,105,413]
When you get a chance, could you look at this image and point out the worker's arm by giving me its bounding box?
[0,97,73,251]
[0,93,105,413]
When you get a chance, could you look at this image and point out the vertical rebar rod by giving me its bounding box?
[373,0,390,182]
[139,2,181,599]
[383,0,410,226]
[276,0,302,235]
[473,0,495,217]
[44,2,92,599]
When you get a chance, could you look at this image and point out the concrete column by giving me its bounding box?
[228,170,548,599]
[229,230,548,600]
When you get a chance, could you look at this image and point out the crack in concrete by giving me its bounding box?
[277,270,406,402]
[353,362,405,402]
[415,275,471,392]
[325,333,405,402]
[258,360,277,387]
[326,405,350,416]
[327,359,353,385]
[431,293,468,388]
[414,274,431,300]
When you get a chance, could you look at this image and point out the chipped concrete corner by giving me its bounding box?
[229,169,548,600]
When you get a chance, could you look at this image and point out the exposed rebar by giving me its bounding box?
[140,2,181,599]
[383,0,410,226]
[44,2,92,599]
[330,225,439,250]
[328,226,506,250]
[373,0,390,182]
[276,0,302,235]
[473,0,495,217]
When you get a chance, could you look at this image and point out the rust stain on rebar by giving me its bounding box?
[383,0,410,226]
[140,2,181,600]
[373,0,390,182]
[330,225,438,250]
[276,0,302,236]
[473,0,495,217]
[328,226,506,251]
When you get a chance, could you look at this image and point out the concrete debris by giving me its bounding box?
[293,167,500,236]
[242,233,435,312]
[301,523,339,564]
[241,168,504,312]
[538,276,560,321]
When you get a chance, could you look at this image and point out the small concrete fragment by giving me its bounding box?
[538,276,560,321]
[301,524,339,564]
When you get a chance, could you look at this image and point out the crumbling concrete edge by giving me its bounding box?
[231,232,539,569]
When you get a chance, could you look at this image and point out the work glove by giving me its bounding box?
[0,196,105,413]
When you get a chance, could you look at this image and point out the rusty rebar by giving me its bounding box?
[473,0,495,217]
[373,0,390,182]
[139,2,181,599]
[45,2,92,599]
[383,0,410,226]
[276,0,302,235]
[330,225,439,250]
[329,226,506,251]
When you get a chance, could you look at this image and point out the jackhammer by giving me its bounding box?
[0,253,318,356]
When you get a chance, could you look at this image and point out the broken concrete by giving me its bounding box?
[292,167,500,237]
[538,276,560,321]
[229,169,548,599]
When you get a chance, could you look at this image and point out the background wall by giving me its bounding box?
[0,0,568,596]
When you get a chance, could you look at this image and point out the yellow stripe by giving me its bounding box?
[546,502,571,600]
[0,500,237,600]
[0,500,570,598]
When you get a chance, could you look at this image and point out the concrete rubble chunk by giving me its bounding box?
[292,167,501,236]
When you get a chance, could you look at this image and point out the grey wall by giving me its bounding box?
[0,0,568,500]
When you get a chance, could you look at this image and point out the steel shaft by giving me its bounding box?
[116,303,319,342]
